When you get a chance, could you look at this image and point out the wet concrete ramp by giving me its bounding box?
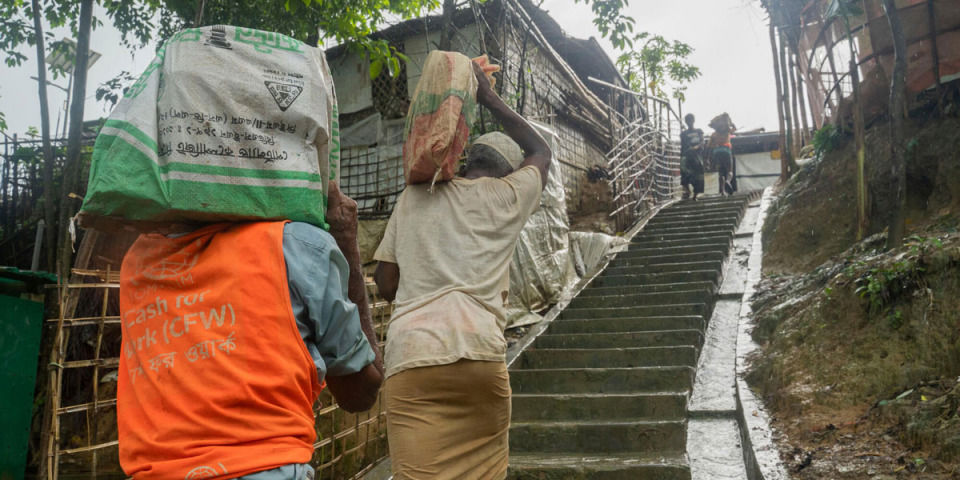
[507,195,752,480]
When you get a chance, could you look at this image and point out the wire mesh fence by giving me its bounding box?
[0,134,95,271]
[607,97,682,231]
[340,144,405,219]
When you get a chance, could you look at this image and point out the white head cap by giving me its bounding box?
[471,132,524,170]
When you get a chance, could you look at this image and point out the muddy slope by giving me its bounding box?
[750,112,960,478]
[762,116,960,275]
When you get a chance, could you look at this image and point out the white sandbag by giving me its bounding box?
[80,25,340,231]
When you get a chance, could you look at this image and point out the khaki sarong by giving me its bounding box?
[385,359,511,479]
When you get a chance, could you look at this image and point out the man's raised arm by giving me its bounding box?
[472,62,552,188]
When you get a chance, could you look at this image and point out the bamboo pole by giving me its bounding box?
[882,0,908,249]
[43,285,70,480]
[88,266,111,476]
[11,135,19,234]
[56,0,94,281]
[1,137,8,232]
[439,0,456,50]
[794,51,812,144]
[824,28,844,123]
[778,28,797,175]
[926,0,943,112]
[769,22,788,181]
[32,0,57,272]
[852,58,868,240]
[788,48,802,154]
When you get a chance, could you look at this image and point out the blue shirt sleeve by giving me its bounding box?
[283,222,376,381]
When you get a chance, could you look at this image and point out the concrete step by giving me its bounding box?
[633,230,733,242]
[534,330,703,350]
[509,419,687,454]
[508,453,690,480]
[498,192,751,480]
[511,392,687,422]
[640,227,736,240]
[663,197,744,208]
[509,366,695,394]
[549,316,705,334]
[647,213,740,228]
[568,289,711,309]
[642,216,737,232]
[589,271,719,288]
[560,302,707,319]
[515,346,698,369]
[610,252,725,268]
[630,236,730,249]
[670,195,750,206]
[653,213,741,227]
[602,260,723,276]
[617,244,728,258]
[577,281,716,297]
[662,199,745,212]
[658,206,743,219]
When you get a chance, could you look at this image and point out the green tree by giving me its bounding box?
[158,0,436,76]
[574,0,635,50]
[0,0,163,273]
[616,32,701,103]
[30,0,57,272]
[57,0,95,280]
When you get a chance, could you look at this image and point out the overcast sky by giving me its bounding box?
[0,0,777,137]
[540,0,778,132]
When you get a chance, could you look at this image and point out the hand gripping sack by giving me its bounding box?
[402,50,478,185]
[79,25,341,231]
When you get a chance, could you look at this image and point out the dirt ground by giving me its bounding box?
[762,112,960,275]
[569,177,617,235]
[750,111,960,478]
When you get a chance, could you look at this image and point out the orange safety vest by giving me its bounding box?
[117,222,322,480]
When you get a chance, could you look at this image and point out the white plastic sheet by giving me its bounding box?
[506,123,576,327]
[504,124,633,329]
[569,231,629,278]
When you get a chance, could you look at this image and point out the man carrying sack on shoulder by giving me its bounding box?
[373,62,552,479]
[117,182,384,480]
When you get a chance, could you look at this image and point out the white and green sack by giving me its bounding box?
[79,25,340,231]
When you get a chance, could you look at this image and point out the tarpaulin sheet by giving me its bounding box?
[505,123,575,327]
[735,152,780,192]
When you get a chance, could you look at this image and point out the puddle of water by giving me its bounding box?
[687,417,747,480]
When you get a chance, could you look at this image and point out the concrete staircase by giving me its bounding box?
[507,195,752,480]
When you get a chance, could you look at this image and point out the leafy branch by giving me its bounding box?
[616,32,700,101]
[574,0,635,49]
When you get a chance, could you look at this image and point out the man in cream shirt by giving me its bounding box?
[373,63,551,479]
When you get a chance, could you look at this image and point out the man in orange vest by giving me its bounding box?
[117,182,383,480]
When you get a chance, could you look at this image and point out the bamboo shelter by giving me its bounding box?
[762,0,960,176]
[329,0,679,229]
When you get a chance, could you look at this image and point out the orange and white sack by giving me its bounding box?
[402,51,498,185]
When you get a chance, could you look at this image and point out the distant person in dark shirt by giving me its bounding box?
[680,114,705,200]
